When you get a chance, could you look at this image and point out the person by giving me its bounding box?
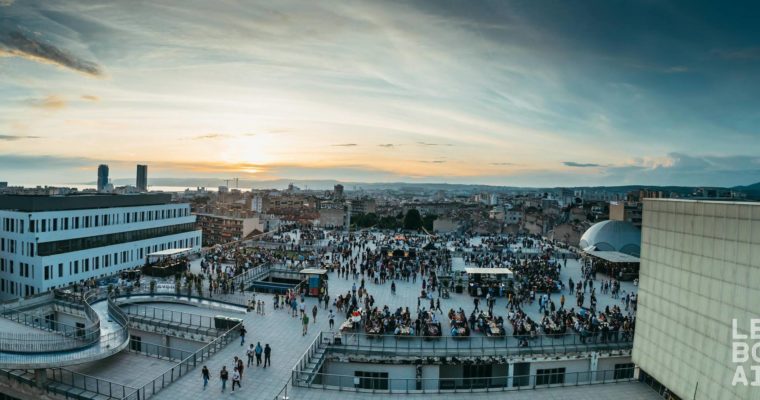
[255,341,263,366]
[328,309,335,330]
[202,365,210,389]
[237,357,244,379]
[302,313,310,335]
[231,368,241,391]
[264,343,271,368]
[312,304,318,323]
[220,366,229,393]
[246,344,255,367]
[240,325,247,346]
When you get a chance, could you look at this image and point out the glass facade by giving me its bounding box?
[37,223,197,256]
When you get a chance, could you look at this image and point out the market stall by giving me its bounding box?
[465,267,514,297]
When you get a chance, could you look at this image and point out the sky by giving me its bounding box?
[1,0,760,188]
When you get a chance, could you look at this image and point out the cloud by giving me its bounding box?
[378,144,396,148]
[190,133,229,140]
[332,143,358,147]
[713,47,760,60]
[417,142,452,147]
[490,162,514,166]
[81,95,100,101]
[29,95,67,110]
[563,161,601,168]
[0,31,103,76]
[0,135,42,141]
[420,160,446,164]
[0,0,15,6]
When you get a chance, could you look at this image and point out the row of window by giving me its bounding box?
[27,207,190,233]
[37,223,198,256]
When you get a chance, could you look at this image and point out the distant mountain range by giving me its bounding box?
[95,177,760,199]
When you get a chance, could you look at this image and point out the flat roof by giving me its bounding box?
[300,268,328,275]
[147,248,193,257]
[465,267,514,275]
[585,250,640,263]
[0,193,174,212]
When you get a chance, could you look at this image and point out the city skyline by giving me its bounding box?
[2,1,760,187]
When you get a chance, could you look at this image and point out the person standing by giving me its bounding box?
[302,313,310,335]
[328,310,335,330]
[202,365,210,389]
[247,344,255,367]
[220,366,229,393]
[239,325,247,346]
[312,304,318,323]
[264,343,271,368]
[255,342,263,366]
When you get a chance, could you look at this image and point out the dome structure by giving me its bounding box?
[579,220,641,256]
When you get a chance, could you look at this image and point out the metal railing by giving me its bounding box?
[127,341,194,362]
[122,304,216,329]
[318,330,633,358]
[46,367,138,399]
[0,295,101,353]
[300,366,639,393]
[124,321,242,400]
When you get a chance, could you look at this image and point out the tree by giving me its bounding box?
[403,209,423,230]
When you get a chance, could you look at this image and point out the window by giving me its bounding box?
[614,363,635,380]
[36,223,197,256]
[354,371,388,390]
[536,368,565,385]
[58,263,63,278]
[130,335,142,352]
[463,364,492,388]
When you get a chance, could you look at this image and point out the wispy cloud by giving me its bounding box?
[0,135,41,141]
[713,47,760,60]
[563,161,602,168]
[332,143,358,147]
[378,144,396,148]
[417,142,452,147]
[81,95,100,101]
[420,160,446,164]
[490,162,514,166]
[29,95,66,110]
[0,31,103,76]
[0,0,15,6]
[191,133,229,140]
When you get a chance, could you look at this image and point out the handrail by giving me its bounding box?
[296,366,639,393]
[121,304,216,329]
[125,321,243,400]
[0,291,102,353]
[311,330,632,357]
[46,367,139,399]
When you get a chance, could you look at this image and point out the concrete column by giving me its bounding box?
[34,369,47,389]
[590,351,599,383]
[507,361,514,388]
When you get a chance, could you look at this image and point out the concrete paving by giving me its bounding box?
[145,232,644,400]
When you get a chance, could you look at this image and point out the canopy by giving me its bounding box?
[584,250,640,263]
[465,267,514,277]
[147,248,192,257]
[300,268,328,275]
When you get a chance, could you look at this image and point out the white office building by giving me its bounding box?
[0,193,202,300]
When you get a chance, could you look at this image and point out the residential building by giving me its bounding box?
[609,201,643,228]
[0,193,201,300]
[195,213,263,246]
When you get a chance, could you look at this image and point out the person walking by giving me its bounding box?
[264,344,271,368]
[231,369,241,391]
[239,325,247,346]
[255,342,263,366]
[220,366,229,393]
[302,312,310,335]
[328,310,335,330]
[202,365,210,389]
[312,304,318,323]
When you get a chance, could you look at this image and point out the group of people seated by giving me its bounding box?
[572,305,636,343]
[471,311,506,337]
[448,308,471,337]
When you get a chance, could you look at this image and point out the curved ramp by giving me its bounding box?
[0,294,129,369]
